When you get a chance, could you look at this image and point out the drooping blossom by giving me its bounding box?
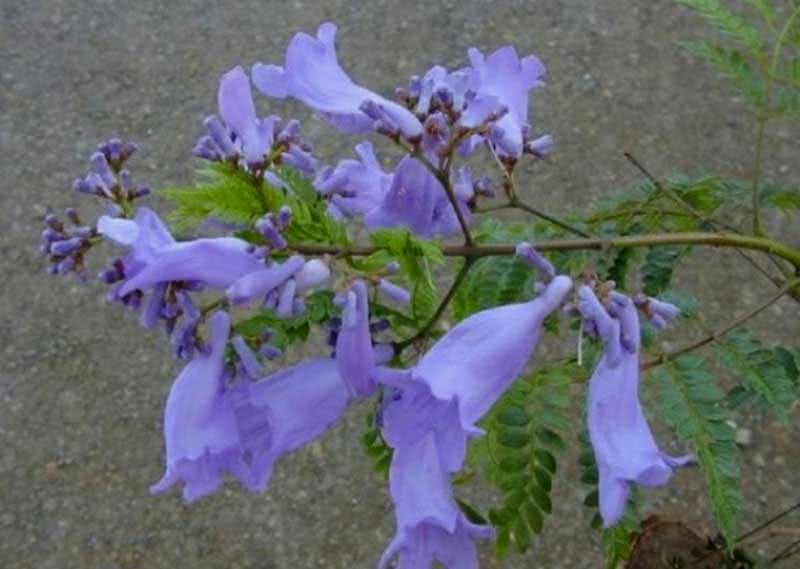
[364,155,471,238]
[379,432,493,569]
[229,358,354,491]
[466,46,547,157]
[578,285,693,527]
[335,280,376,397]
[98,207,306,305]
[253,22,422,139]
[150,311,252,502]
[378,247,573,471]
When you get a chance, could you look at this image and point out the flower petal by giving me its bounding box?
[335,280,375,397]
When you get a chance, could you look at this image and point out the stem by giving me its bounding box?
[395,258,475,352]
[509,196,592,238]
[642,279,799,370]
[291,231,800,269]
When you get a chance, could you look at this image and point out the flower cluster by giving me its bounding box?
[38,21,699,569]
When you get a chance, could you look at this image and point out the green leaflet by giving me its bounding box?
[234,310,310,350]
[717,328,798,417]
[683,41,766,105]
[362,410,392,477]
[369,229,443,323]
[652,356,741,546]
[484,362,583,557]
[163,162,268,232]
[677,0,763,51]
[642,246,685,296]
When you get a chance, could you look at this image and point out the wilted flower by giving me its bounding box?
[578,285,693,527]
[253,22,422,139]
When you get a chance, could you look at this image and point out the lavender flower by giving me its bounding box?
[252,22,422,139]
[578,285,693,527]
[217,66,275,166]
[467,46,546,157]
[225,255,306,305]
[98,208,268,297]
[378,279,411,306]
[379,432,493,569]
[378,253,572,471]
[150,311,252,502]
[364,155,471,238]
[314,141,391,218]
[336,280,376,397]
[229,358,353,491]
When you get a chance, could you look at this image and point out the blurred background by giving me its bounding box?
[1,1,799,567]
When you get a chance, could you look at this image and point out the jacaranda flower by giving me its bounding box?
[336,280,376,397]
[467,46,546,157]
[253,22,422,139]
[578,285,693,527]
[230,357,353,491]
[315,141,392,218]
[217,66,276,166]
[364,155,471,238]
[379,432,494,569]
[150,311,252,502]
[378,250,572,471]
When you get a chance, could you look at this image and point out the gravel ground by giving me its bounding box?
[2,1,799,568]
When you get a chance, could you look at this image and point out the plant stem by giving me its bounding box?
[395,258,475,352]
[642,278,799,370]
[509,196,592,238]
[291,231,800,269]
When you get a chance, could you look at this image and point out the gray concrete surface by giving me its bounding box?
[2,1,799,567]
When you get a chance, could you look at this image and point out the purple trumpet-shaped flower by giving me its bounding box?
[252,22,422,139]
[578,285,693,527]
[315,141,391,218]
[365,155,471,238]
[229,358,353,491]
[225,254,306,305]
[98,207,266,296]
[378,255,572,471]
[217,66,275,166]
[336,280,376,397]
[150,311,251,502]
[379,432,494,569]
[467,46,546,157]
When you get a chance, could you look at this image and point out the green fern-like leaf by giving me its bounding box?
[453,256,537,322]
[485,362,582,556]
[717,328,797,417]
[652,355,742,545]
[684,41,766,106]
[163,163,268,231]
[678,0,763,52]
[642,246,685,296]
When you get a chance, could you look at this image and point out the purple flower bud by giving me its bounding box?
[526,134,554,157]
[408,75,422,99]
[203,115,237,157]
[650,299,680,322]
[41,227,60,243]
[293,297,306,316]
[281,146,317,176]
[90,152,117,189]
[232,335,262,378]
[276,119,302,145]
[131,186,151,199]
[56,257,75,274]
[378,279,411,306]
[276,279,297,318]
[100,269,122,284]
[515,242,555,282]
[44,214,61,230]
[47,264,58,275]
[474,175,496,198]
[433,86,454,109]
[278,205,293,227]
[141,283,167,329]
[72,177,95,195]
[255,216,287,250]
[294,259,330,292]
[65,208,81,225]
[50,237,83,256]
[370,318,391,333]
[259,344,283,360]
[384,261,401,275]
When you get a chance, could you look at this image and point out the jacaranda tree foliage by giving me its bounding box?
[38,1,800,567]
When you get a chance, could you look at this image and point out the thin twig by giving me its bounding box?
[642,279,799,370]
[509,196,592,238]
[395,258,475,352]
[738,500,800,543]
